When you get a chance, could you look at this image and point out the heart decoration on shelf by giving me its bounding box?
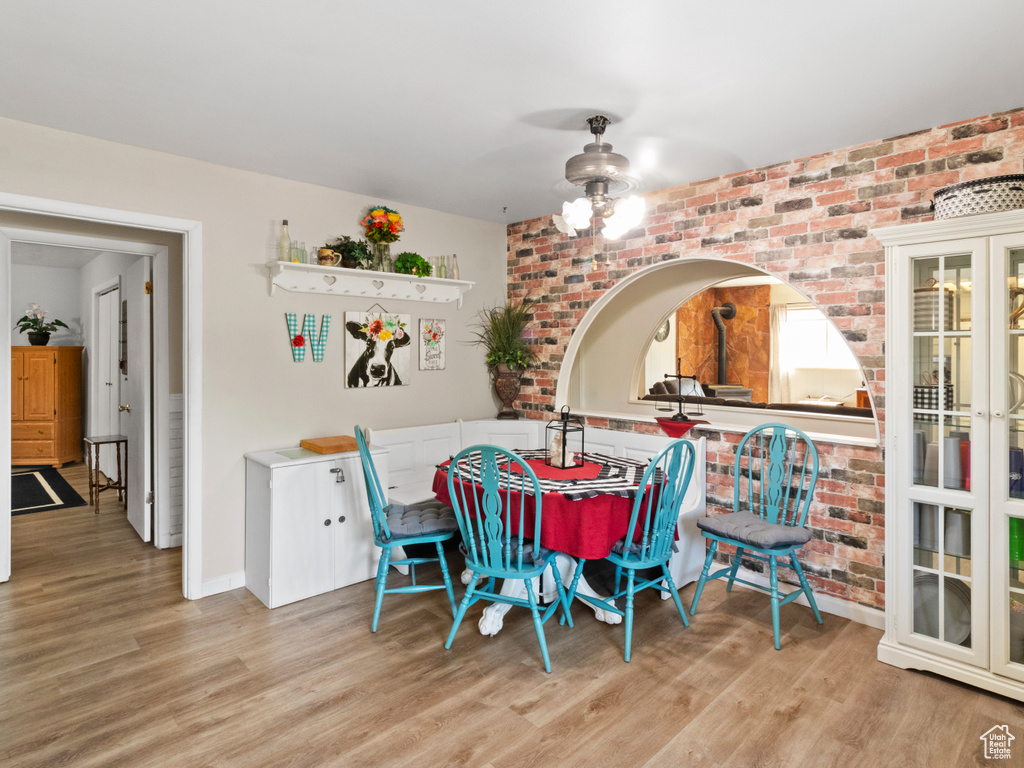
[372,280,384,291]
[323,275,337,286]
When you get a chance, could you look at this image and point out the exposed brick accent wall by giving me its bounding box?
[507,108,1024,610]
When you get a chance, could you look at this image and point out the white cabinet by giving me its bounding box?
[245,446,385,608]
[877,209,1024,700]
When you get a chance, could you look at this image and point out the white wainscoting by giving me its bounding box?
[159,393,184,549]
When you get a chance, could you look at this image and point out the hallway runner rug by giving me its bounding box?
[12,467,88,515]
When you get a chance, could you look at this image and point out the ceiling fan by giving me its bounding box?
[553,115,646,239]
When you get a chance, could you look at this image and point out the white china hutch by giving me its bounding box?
[877,209,1024,700]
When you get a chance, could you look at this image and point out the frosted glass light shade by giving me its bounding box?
[602,195,645,239]
[562,197,594,230]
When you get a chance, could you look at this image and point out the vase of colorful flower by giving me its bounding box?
[360,205,403,272]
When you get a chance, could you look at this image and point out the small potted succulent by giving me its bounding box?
[14,303,69,346]
[393,251,432,277]
[320,235,372,269]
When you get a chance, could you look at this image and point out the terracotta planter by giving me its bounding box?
[492,364,523,420]
[27,331,50,346]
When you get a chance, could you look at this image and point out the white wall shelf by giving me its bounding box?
[266,261,474,308]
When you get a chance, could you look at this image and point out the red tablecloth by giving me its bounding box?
[432,456,655,560]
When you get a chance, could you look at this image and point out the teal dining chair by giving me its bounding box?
[564,438,697,662]
[355,426,458,632]
[444,445,573,673]
[689,423,821,649]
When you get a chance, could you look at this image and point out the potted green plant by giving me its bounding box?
[14,303,69,346]
[320,235,372,269]
[393,252,432,277]
[471,299,536,419]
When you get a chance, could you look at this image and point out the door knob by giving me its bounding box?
[119,404,131,414]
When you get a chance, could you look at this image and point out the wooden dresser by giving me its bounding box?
[11,346,84,467]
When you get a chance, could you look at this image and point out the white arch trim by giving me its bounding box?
[0,191,203,598]
[554,255,880,446]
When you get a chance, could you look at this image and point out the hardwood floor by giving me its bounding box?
[2,467,1022,767]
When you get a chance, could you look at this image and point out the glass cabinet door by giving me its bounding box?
[990,235,1024,683]
[901,238,988,667]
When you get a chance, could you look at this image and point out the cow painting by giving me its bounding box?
[344,312,412,387]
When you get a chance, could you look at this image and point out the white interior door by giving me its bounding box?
[96,287,121,478]
[124,257,152,542]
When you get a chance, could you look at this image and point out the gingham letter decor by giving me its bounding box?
[285,313,331,362]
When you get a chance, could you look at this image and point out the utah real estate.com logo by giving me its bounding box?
[980,725,1015,760]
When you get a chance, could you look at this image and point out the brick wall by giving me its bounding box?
[506,108,1024,610]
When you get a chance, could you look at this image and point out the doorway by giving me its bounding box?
[10,237,162,543]
[0,192,203,599]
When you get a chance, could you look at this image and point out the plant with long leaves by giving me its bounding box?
[470,299,536,370]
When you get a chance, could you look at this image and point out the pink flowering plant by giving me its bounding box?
[359,313,407,343]
[15,303,69,335]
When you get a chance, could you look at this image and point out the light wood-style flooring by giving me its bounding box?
[1,463,1022,767]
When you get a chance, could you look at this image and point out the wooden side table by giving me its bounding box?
[83,434,127,514]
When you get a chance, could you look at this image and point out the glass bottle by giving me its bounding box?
[438,255,448,280]
[278,220,291,262]
[451,253,460,280]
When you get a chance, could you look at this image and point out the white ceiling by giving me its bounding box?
[2,1,1023,224]
[10,242,104,269]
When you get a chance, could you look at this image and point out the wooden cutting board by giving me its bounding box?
[300,435,359,455]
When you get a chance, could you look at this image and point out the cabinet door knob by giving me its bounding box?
[974,409,985,417]
[323,519,331,526]
[994,409,1006,418]
[338,515,346,524]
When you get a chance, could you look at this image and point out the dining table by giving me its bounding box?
[431,449,668,636]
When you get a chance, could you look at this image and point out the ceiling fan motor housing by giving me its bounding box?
[564,141,632,188]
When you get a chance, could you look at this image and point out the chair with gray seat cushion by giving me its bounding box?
[689,422,821,649]
[356,426,458,632]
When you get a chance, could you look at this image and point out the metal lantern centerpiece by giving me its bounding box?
[546,405,585,469]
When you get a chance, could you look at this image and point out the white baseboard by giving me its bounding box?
[202,570,246,598]
[726,566,885,630]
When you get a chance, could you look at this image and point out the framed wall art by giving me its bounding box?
[419,318,445,370]
[344,311,411,387]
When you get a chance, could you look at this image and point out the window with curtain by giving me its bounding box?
[780,306,860,370]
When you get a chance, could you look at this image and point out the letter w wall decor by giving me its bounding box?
[285,313,331,362]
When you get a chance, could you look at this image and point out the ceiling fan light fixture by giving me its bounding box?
[557,114,645,240]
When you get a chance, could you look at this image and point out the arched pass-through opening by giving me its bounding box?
[556,257,880,445]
